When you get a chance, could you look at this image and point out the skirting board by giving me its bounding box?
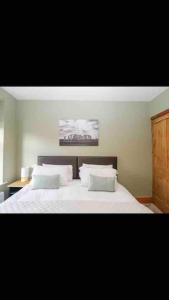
[136,196,153,204]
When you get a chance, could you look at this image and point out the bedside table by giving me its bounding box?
[8,180,31,197]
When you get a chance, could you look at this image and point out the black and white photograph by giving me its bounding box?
[59,119,99,146]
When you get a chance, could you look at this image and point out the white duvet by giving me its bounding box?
[0,180,152,213]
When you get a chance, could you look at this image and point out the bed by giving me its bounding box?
[0,156,152,214]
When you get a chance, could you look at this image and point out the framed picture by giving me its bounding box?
[59,119,99,146]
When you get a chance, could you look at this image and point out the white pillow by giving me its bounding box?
[42,164,73,181]
[79,166,118,177]
[79,167,118,187]
[32,165,69,186]
[82,164,113,168]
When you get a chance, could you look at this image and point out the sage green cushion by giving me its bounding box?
[88,174,116,192]
[32,174,60,189]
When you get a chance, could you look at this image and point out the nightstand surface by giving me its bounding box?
[8,180,31,188]
[8,180,31,198]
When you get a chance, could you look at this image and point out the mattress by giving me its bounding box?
[0,180,152,213]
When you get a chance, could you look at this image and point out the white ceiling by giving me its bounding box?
[2,87,168,102]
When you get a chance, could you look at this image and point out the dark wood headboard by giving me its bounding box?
[37,156,117,179]
[38,156,77,179]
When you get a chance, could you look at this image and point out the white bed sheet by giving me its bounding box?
[0,180,152,213]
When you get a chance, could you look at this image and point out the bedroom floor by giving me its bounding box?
[144,203,162,213]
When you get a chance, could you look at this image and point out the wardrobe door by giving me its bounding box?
[152,115,169,212]
[166,118,169,209]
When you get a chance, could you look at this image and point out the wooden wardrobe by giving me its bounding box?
[151,109,169,212]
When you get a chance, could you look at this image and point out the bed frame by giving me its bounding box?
[38,156,117,179]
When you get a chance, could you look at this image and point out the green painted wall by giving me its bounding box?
[16,100,152,197]
[0,88,17,184]
[0,101,4,182]
[149,88,169,117]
